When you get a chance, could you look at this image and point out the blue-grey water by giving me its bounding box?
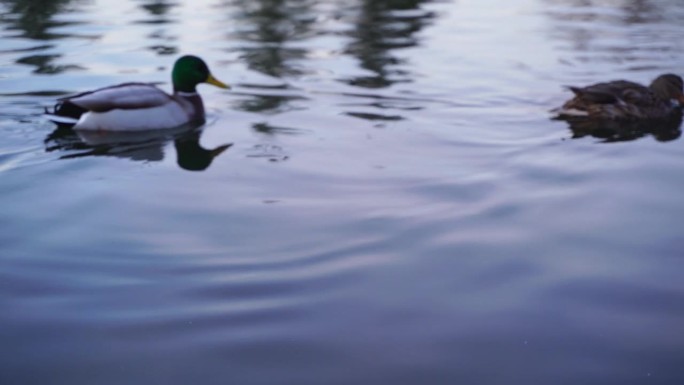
[1,0,683,384]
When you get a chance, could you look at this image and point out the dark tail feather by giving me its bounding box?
[45,101,87,128]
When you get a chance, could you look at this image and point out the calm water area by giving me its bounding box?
[1,0,683,384]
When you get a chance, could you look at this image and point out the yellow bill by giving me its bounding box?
[206,74,230,89]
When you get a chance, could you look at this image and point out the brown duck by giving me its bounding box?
[556,74,684,120]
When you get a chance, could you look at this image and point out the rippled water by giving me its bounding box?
[1,0,683,384]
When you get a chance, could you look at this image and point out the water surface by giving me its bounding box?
[1,0,683,384]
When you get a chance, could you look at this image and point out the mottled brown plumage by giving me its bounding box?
[556,74,684,120]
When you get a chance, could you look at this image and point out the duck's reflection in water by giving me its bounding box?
[556,114,682,143]
[174,132,231,171]
[44,123,231,171]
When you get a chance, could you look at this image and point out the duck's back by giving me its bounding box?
[558,79,670,120]
[64,83,172,112]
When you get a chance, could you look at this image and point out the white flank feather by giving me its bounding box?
[556,108,589,117]
[45,114,79,124]
[74,102,190,131]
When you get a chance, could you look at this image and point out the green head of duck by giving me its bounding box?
[172,55,230,93]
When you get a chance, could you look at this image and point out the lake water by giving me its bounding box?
[1,0,683,384]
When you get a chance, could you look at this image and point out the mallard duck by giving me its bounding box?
[46,55,229,131]
[555,74,684,120]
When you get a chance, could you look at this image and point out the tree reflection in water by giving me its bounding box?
[541,0,677,61]
[0,0,85,74]
[228,0,317,78]
[136,0,180,56]
[224,0,436,121]
[343,0,434,88]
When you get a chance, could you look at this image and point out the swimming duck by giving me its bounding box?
[555,74,684,120]
[46,55,229,131]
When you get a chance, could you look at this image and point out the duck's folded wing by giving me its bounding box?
[568,86,618,104]
[60,83,173,112]
[568,80,648,105]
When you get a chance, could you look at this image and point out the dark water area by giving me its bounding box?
[1,0,683,384]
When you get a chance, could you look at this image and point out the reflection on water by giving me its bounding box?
[0,0,86,74]
[542,0,682,71]
[0,0,77,40]
[44,124,231,171]
[225,0,435,84]
[137,0,177,23]
[343,0,434,88]
[228,0,317,78]
[174,131,232,171]
[15,53,83,74]
[231,83,308,115]
[557,115,683,142]
[136,0,179,55]
[251,121,305,136]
